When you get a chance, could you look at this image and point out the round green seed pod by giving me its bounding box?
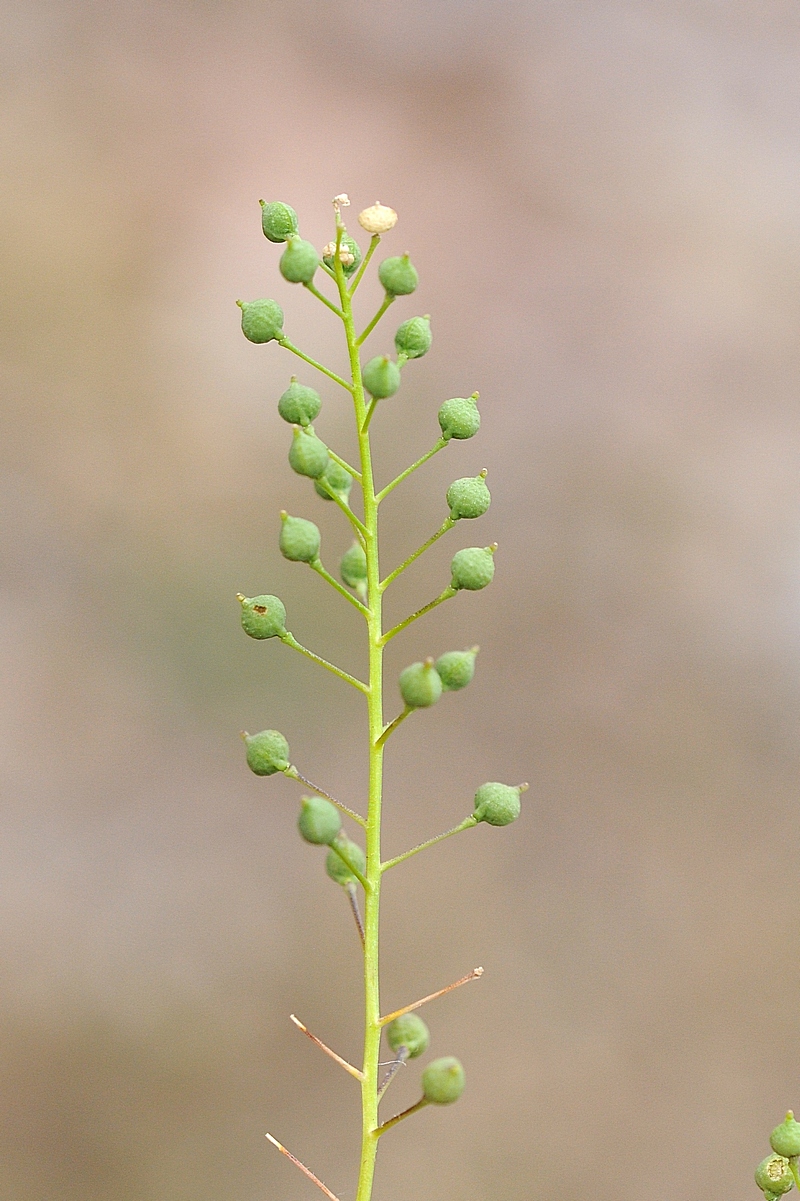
[386,1014,430,1059]
[435,647,478,692]
[238,298,284,344]
[239,593,287,639]
[399,659,443,709]
[289,426,330,479]
[438,393,480,441]
[314,458,353,502]
[278,378,322,426]
[244,729,290,776]
[323,234,362,278]
[378,254,418,296]
[395,315,432,360]
[279,512,321,563]
[422,1057,465,1105]
[298,796,341,845]
[341,541,368,593]
[756,1157,796,1196]
[473,781,526,827]
[447,471,491,520]
[362,356,401,400]
[772,1114,800,1159]
[280,236,319,284]
[450,545,496,591]
[260,200,299,243]
[326,836,366,885]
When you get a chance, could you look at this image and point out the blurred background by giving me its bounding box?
[3,1,800,1198]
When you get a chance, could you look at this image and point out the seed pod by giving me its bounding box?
[340,541,368,594]
[239,593,287,639]
[435,647,478,692]
[756,1157,796,1196]
[326,835,366,885]
[399,658,443,709]
[279,512,321,563]
[238,298,284,344]
[280,236,319,284]
[323,234,362,277]
[772,1113,800,1159]
[386,1014,430,1059]
[378,254,418,296]
[358,202,398,234]
[244,729,290,776]
[278,378,322,426]
[450,545,496,591]
[447,471,491,520]
[438,393,480,441]
[395,315,432,360]
[422,1057,465,1105]
[473,781,527,827]
[289,426,330,479]
[298,796,341,845]
[314,458,353,502]
[362,356,401,399]
[260,200,299,243]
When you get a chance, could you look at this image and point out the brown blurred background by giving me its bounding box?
[3,1,800,1198]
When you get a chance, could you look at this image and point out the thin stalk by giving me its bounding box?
[349,234,380,295]
[316,475,368,538]
[376,1046,408,1099]
[361,398,379,433]
[283,767,366,827]
[278,337,354,393]
[375,706,412,748]
[380,517,456,591]
[289,1014,365,1081]
[309,559,370,617]
[265,1134,341,1201]
[376,437,448,502]
[381,815,478,872]
[374,1097,429,1137]
[357,293,394,345]
[379,966,484,1026]
[303,280,344,318]
[327,449,362,481]
[329,839,369,891]
[280,632,368,693]
[380,587,458,645]
[346,881,366,946]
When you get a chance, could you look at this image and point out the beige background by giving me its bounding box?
[3,2,800,1199]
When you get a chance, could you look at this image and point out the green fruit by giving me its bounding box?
[438,393,480,441]
[399,659,442,709]
[244,729,290,776]
[280,236,319,284]
[279,512,321,563]
[378,254,418,296]
[323,234,362,278]
[298,796,341,845]
[473,781,526,827]
[450,545,496,591]
[435,647,478,692]
[386,1014,430,1059]
[772,1114,800,1159]
[447,471,491,520]
[315,458,353,502]
[238,298,284,344]
[340,542,367,593]
[756,1157,796,1196]
[289,427,330,479]
[278,378,321,426]
[260,200,299,243]
[422,1057,465,1104]
[395,315,432,360]
[362,356,401,399]
[239,593,287,639]
[326,836,366,885]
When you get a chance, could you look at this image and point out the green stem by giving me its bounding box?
[278,337,354,393]
[315,476,368,538]
[357,293,395,345]
[280,631,369,693]
[790,1160,800,1191]
[303,280,344,318]
[381,815,478,872]
[374,1097,429,1137]
[376,437,448,502]
[329,839,369,891]
[283,766,366,828]
[309,559,370,617]
[375,706,412,748]
[380,518,456,591]
[349,234,380,295]
[327,449,362,481]
[380,587,457,645]
[361,398,379,433]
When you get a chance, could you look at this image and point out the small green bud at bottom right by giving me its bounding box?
[386,1013,430,1058]
[772,1113,800,1158]
[422,1056,465,1104]
[756,1156,795,1196]
[473,781,525,826]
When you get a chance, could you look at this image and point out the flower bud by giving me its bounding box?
[323,234,362,277]
[395,316,432,360]
[358,202,398,234]
[362,356,401,400]
[260,200,299,243]
[399,658,442,709]
[378,254,418,296]
[450,545,496,591]
[279,512,321,563]
[237,298,284,344]
[289,426,330,479]
[278,377,321,426]
[438,393,480,441]
[314,458,353,502]
[386,1014,430,1059]
[340,541,368,596]
[244,728,290,776]
[238,593,287,639]
[280,236,319,284]
[422,1056,465,1105]
[771,1113,800,1159]
[756,1157,796,1196]
[326,835,366,885]
[473,781,527,827]
[435,647,478,692]
[447,471,490,520]
[298,796,341,845]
